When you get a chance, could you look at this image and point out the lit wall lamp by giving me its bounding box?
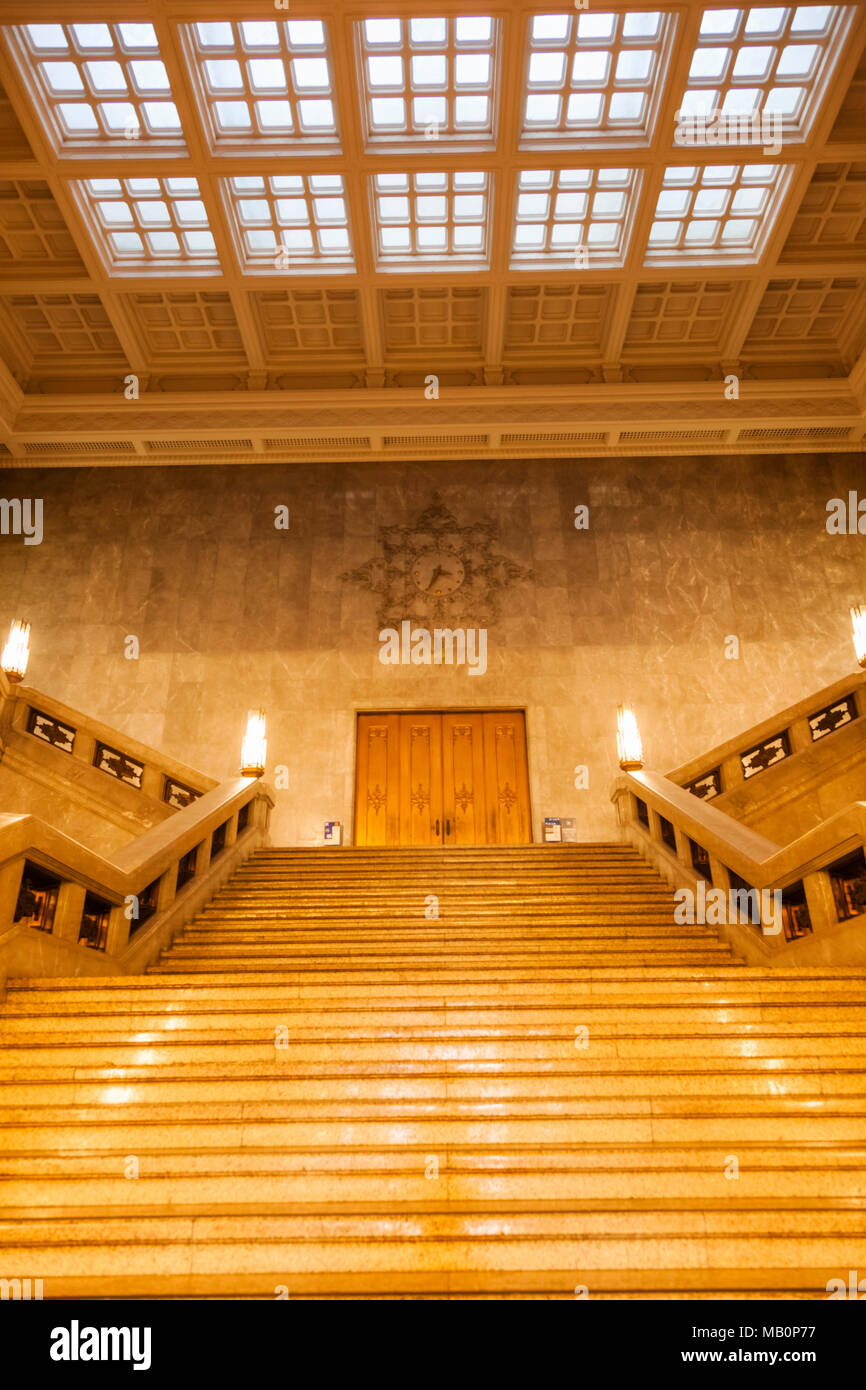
[1,619,30,684]
[851,606,866,669]
[241,708,267,777]
[616,704,643,771]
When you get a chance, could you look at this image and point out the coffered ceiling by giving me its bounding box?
[0,1,863,466]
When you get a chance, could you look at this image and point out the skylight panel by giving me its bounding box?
[521,9,675,145]
[221,174,353,272]
[371,172,491,268]
[356,16,498,146]
[511,167,640,267]
[6,22,184,151]
[645,163,793,263]
[676,6,853,143]
[180,18,340,150]
[73,177,219,272]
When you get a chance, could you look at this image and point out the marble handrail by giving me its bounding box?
[0,778,261,898]
[0,678,217,807]
[612,768,866,962]
[614,769,866,889]
[0,776,274,986]
[667,669,866,792]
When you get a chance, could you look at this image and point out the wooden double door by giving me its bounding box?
[354,710,531,846]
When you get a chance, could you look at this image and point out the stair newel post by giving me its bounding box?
[196,836,212,875]
[0,854,26,931]
[707,855,731,898]
[105,901,132,956]
[54,881,87,944]
[250,790,271,833]
[139,765,164,801]
[719,753,743,793]
[787,716,814,755]
[73,730,98,778]
[610,781,631,839]
[802,868,840,937]
[158,861,179,911]
[671,824,690,867]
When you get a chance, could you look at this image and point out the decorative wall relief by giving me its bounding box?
[809,694,857,741]
[93,742,144,789]
[741,730,791,779]
[27,708,76,753]
[342,491,533,628]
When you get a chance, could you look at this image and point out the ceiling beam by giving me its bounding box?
[150,12,267,380]
[0,0,860,450]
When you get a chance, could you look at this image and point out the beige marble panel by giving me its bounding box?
[0,452,864,845]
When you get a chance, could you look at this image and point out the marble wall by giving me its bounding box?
[1,452,864,847]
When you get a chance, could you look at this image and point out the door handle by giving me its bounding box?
[435,818,440,836]
[445,819,451,837]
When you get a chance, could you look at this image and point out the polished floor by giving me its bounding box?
[1,845,865,1298]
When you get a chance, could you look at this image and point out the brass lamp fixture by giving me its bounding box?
[616,704,643,770]
[1,619,30,683]
[851,606,866,669]
[241,708,267,776]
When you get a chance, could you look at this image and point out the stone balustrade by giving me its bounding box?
[666,670,866,842]
[612,767,866,966]
[0,775,274,994]
[0,671,218,850]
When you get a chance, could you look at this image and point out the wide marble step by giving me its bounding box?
[4,843,866,1299]
[6,1005,863,1035]
[147,959,738,978]
[6,1172,866,1214]
[0,1208,862,1298]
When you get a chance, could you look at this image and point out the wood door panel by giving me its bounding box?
[354,714,400,846]
[441,714,487,845]
[399,714,443,846]
[483,711,532,845]
[355,710,531,846]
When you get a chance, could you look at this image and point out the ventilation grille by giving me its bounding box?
[619,428,728,444]
[384,433,488,448]
[738,425,851,443]
[264,435,371,450]
[501,431,607,446]
[145,438,253,452]
[22,439,135,455]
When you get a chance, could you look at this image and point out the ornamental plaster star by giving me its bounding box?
[341,491,533,629]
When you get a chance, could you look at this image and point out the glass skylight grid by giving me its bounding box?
[371,172,491,268]
[73,177,219,272]
[356,15,498,145]
[679,6,852,140]
[180,18,340,150]
[6,22,183,150]
[222,174,354,272]
[521,9,676,145]
[511,168,640,267]
[646,163,792,263]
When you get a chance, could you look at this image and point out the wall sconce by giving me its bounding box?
[241,708,267,776]
[1,619,30,684]
[616,704,643,770]
[851,606,866,669]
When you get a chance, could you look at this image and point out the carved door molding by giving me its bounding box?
[354,710,530,846]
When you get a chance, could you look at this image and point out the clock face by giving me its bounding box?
[411,548,465,597]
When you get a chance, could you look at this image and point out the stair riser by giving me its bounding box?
[3,841,865,1301]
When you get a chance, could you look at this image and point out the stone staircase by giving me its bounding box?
[1,843,865,1299]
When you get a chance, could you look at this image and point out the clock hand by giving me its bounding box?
[426,566,445,591]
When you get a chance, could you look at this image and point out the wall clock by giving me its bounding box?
[411,547,466,597]
[342,492,533,628]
